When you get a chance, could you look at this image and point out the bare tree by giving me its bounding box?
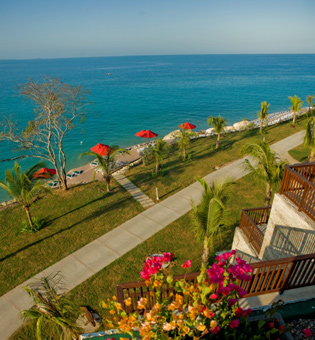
[0,78,90,190]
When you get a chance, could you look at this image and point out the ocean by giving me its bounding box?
[0,54,314,202]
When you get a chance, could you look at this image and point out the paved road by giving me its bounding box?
[0,131,304,340]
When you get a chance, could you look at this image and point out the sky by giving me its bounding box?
[0,0,315,59]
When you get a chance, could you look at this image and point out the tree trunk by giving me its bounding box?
[155,160,159,174]
[260,119,263,134]
[23,205,33,227]
[106,177,111,192]
[201,236,209,268]
[265,183,272,206]
[309,150,315,163]
[216,134,220,150]
[293,112,296,124]
[183,147,186,160]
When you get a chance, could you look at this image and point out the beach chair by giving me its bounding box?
[67,173,75,179]
[73,170,84,176]
[90,161,98,167]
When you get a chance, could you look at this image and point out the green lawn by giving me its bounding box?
[288,144,309,163]
[10,172,267,339]
[127,117,307,201]
[0,116,306,297]
[0,181,143,296]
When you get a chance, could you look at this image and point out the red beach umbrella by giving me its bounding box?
[179,122,196,130]
[33,168,56,179]
[135,130,158,139]
[91,143,110,156]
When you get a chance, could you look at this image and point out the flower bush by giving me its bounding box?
[102,251,286,340]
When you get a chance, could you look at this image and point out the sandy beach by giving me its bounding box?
[63,108,307,188]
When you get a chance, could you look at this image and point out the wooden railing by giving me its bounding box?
[117,252,315,312]
[239,207,271,254]
[280,163,315,221]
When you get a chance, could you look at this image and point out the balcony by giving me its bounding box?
[239,207,271,254]
[280,163,315,221]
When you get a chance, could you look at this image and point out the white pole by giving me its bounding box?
[156,187,159,201]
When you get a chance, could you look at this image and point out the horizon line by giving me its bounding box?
[1,52,315,62]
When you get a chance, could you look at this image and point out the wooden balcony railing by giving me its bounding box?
[239,207,271,254]
[280,163,315,222]
[116,252,315,312]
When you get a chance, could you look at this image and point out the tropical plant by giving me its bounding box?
[304,110,315,162]
[191,178,233,268]
[207,115,227,150]
[241,141,287,206]
[288,95,303,124]
[177,129,192,160]
[150,139,167,173]
[258,101,270,134]
[0,161,51,229]
[80,146,128,192]
[306,95,314,113]
[20,273,81,340]
[103,251,287,340]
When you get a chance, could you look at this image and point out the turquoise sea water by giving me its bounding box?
[0,54,314,202]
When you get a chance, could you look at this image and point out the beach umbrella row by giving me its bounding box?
[90,122,196,156]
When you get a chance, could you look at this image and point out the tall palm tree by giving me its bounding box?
[304,113,315,162]
[177,129,191,160]
[191,178,233,268]
[207,115,227,150]
[80,146,128,192]
[21,274,81,340]
[241,141,287,206]
[258,101,270,134]
[306,95,314,113]
[288,95,303,124]
[0,162,51,228]
[151,139,166,173]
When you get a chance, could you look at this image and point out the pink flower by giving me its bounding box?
[181,260,191,268]
[161,252,174,262]
[209,294,218,300]
[210,326,220,334]
[279,325,284,331]
[269,322,274,328]
[228,298,238,306]
[303,328,312,338]
[229,319,239,328]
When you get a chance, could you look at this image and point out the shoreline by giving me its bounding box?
[0,108,308,206]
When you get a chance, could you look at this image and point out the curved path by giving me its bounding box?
[0,131,304,339]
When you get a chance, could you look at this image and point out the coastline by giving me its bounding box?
[0,108,307,207]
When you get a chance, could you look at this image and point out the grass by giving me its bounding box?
[0,180,143,296]
[10,172,267,340]
[288,144,309,162]
[127,116,307,201]
[0,116,307,297]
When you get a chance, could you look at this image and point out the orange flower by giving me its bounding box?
[210,320,218,330]
[183,326,190,335]
[196,323,206,331]
[110,310,115,315]
[112,296,117,301]
[137,297,147,310]
[124,297,132,306]
[153,280,162,288]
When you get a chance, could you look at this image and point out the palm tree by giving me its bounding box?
[207,115,227,150]
[80,146,128,192]
[0,162,51,228]
[177,129,191,160]
[258,101,270,134]
[191,178,233,268]
[241,141,287,206]
[288,95,303,124]
[304,113,315,162]
[21,273,81,340]
[151,139,166,173]
[306,95,314,113]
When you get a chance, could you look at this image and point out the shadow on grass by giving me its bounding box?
[0,196,132,263]
[159,186,183,199]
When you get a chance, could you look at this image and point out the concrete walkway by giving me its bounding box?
[0,131,305,339]
[113,173,155,208]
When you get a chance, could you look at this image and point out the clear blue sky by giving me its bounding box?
[1,0,315,59]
